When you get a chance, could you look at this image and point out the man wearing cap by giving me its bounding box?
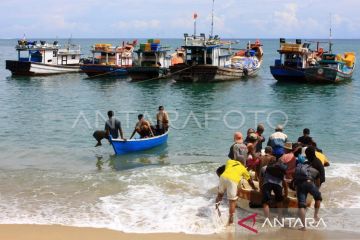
[267,125,288,160]
[280,142,296,179]
[244,128,256,145]
[217,133,258,225]
[228,132,248,166]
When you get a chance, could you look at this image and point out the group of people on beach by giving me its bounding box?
[216,124,328,230]
[93,106,169,146]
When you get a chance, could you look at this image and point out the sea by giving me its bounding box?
[0,38,359,234]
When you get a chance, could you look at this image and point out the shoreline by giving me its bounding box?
[0,224,359,240]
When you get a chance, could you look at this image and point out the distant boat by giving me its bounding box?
[110,131,168,155]
[127,39,171,81]
[80,41,136,77]
[169,34,263,82]
[230,40,263,76]
[304,52,356,83]
[270,38,323,82]
[6,40,82,75]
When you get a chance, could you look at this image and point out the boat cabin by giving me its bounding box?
[319,53,355,71]
[16,40,81,65]
[182,33,232,67]
[274,38,314,68]
[134,39,170,68]
[90,43,134,67]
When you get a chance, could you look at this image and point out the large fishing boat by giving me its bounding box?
[270,38,323,82]
[6,39,82,75]
[81,41,136,77]
[304,52,356,83]
[127,39,171,81]
[169,34,263,82]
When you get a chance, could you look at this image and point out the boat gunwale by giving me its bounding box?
[110,131,169,143]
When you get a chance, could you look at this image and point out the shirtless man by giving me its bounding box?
[130,114,154,139]
[156,106,169,134]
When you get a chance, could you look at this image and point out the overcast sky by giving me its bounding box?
[1,0,359,39]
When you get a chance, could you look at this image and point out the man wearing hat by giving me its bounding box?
[228,132,248,166]
[267,124,288,159]
[280,142,296,179]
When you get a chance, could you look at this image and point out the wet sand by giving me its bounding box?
[0,224,359,240]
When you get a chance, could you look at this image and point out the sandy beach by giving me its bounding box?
[0,224,359,240]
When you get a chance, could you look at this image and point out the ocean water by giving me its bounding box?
[0,38,359,234]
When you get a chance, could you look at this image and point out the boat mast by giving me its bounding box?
[210,0,215,37]
[329,13,332,53]
[193,12,198,36]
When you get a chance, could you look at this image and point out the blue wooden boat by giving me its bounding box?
[80,64,127,77]
[81,41,136,78]
[110,132,168,155]
[270,38,322,82]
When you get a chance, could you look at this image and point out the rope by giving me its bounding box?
[85,68,125,79]
[130,64,197,83]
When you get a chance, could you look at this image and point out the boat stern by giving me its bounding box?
[6,60,32,75]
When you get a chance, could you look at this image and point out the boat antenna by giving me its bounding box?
[68,34,73,45]
[210,0,215,38]
[329,13,332,53]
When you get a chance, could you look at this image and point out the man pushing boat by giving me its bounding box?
[93,110,125,146]
[216,132,257,225]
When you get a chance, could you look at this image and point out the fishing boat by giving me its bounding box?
[110,131,168,155]
[80,41,136,77]
[230,40,263,75]
[169,34,263,82]
[304,52,356,83]
[270,38,323,82]
[6,39,82,75]
[127,39,171,81]
[237,178,312,210]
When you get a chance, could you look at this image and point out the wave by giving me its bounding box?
[0,162,359,233]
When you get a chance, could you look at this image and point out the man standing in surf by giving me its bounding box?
[216,132,257,225]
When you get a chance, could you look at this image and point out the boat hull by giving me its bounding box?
[80,64,128,77]
[127,66,168,81]
[169,64,260,82]
[270,65,307,82]
[6,60,81,76]
[110,132,168,155]
[304,67,353,83]
[237,180,312,210]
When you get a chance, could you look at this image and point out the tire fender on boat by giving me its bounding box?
[243,68,249,76]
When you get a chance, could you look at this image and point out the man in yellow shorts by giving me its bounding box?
[216,138,258,224]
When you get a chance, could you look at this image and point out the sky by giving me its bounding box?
[0,0,359,39]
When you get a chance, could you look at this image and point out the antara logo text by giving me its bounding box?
[237,213,327,233]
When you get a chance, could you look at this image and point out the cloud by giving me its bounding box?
[112,20,161,30]
[0,0,359,38]
[273,3,299,30]
[332,13,359,32]
[271,3,325,37]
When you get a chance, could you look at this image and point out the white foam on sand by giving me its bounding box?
[97,164,229,234]
[0,162,360,233]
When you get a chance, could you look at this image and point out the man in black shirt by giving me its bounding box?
[298,128,313,146]
[305,146,325,185]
